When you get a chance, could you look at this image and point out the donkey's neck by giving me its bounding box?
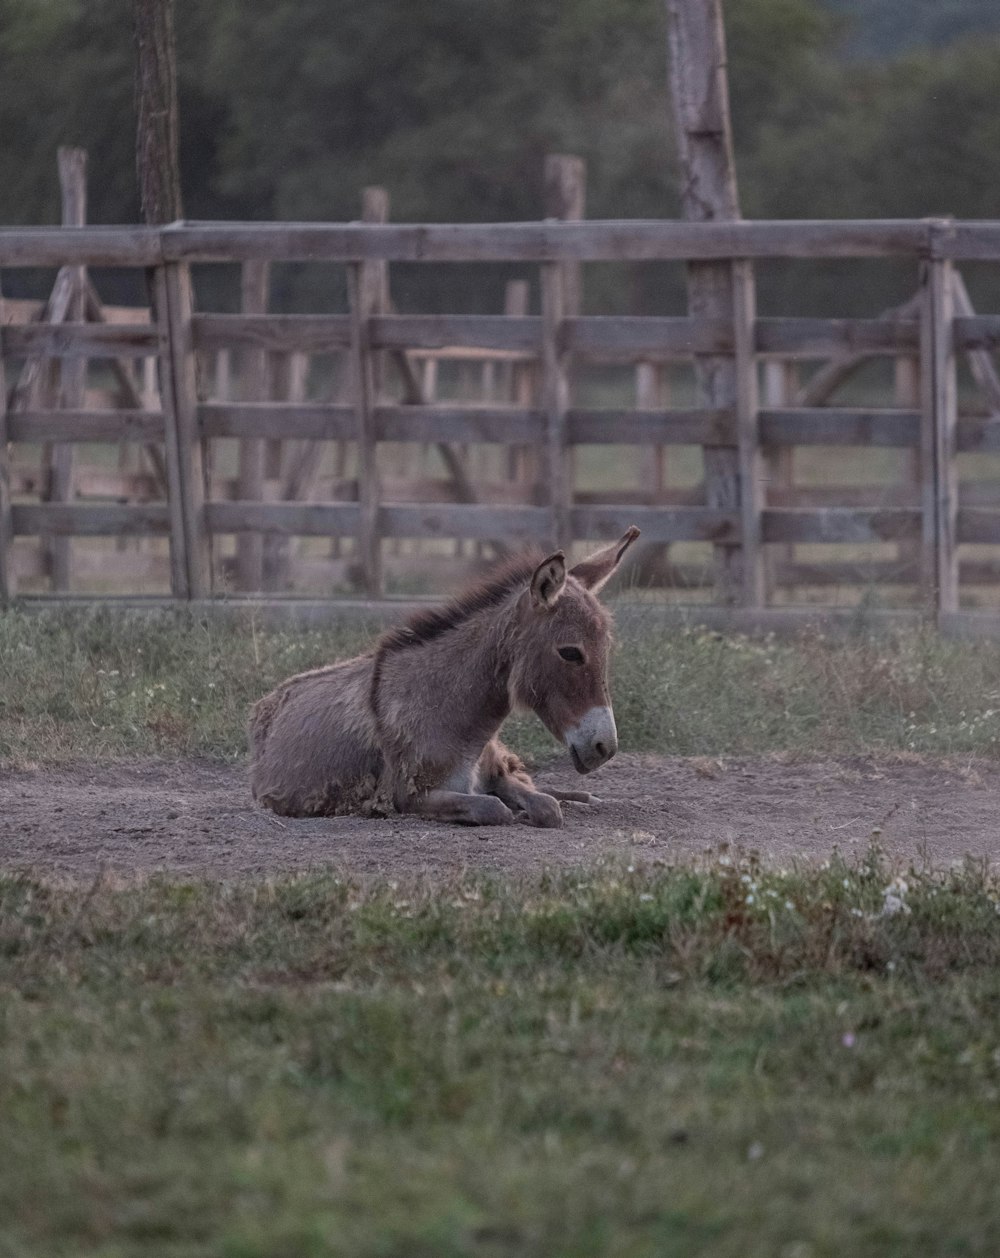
[418,596,518,738]
[375,592,521,756]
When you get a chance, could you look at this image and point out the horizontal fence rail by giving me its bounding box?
[3,215,1000,630]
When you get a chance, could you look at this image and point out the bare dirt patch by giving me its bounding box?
[3,752,1000,880]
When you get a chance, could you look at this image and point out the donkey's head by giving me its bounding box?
[509,527,640,773]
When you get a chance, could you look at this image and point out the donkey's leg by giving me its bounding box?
[478,739,563,829]
[545,788,602,805]
[402,789,514,827]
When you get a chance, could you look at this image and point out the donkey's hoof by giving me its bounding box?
[520,792,563,829]
[472,796,515,826]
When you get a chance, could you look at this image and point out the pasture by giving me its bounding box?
[4,608,1000,1254]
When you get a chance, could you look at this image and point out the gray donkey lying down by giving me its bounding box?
[249,526,639,827]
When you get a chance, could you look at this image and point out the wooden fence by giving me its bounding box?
[3,213,1000,629]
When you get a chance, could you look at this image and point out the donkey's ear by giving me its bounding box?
[569,526,641,594]
[529,551,567,608]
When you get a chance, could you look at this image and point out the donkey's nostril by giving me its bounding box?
[594,741,607,759]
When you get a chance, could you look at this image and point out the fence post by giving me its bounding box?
[762,357,796,598]
[920,230,958,617]
[540,261,571,551]
[543,155,583,553]
[43,147,88,591]
[347,260,382,596]
[0,280,12,604]
[156,257,211,598]
[733,258,765,606]
[235,259,269,591]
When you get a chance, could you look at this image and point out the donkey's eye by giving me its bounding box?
[558,646,585,664]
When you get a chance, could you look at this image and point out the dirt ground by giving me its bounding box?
[3,751,1000,881]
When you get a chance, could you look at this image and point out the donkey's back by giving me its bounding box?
[249,654,383,816]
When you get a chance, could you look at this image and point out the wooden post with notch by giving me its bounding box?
[665,0,745,604]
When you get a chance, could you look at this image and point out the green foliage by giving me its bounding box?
[5,608,1000,765]
[3,856,1000,1254]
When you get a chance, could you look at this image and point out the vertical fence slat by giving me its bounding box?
[733,258,765,606]
[151,264,189,598]
[762,357,796,598]
[157,260,211,598]
[46,147,88,591]
[925,251,959,615]
[347,261,382,596]
[235,259,269,591]
[0,284,13,604]
[540,262,570,551]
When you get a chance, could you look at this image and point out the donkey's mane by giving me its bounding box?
[376,551,543,657]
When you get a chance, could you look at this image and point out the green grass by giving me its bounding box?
[3,854,1000,1256]
[3,607,1000,765]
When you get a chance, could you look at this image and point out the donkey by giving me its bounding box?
[249,526,639,828]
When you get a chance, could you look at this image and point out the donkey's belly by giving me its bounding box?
[249,654,383,817]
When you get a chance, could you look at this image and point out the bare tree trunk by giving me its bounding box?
[132,0,183,224]
[665,0,744,602]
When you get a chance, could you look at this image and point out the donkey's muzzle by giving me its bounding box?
[565,706,618,774]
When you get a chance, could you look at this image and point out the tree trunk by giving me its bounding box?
[665,0,743,602]
[132,0,183,224]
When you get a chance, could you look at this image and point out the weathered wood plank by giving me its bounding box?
[376,406,544,444]
[207,501,360,536]
[541,263,571,548]
[567,408,734,445]
[565,317,733,357]
[733,259,765,606]
[956,509,1000,544]
[957,418,1000,453]
[942,223,1000,262]
[953,315,1000,353]
[347,261,382,595]
[12,503,171,535]
[0,287,12,602]
[0,227,161,268]
[4,322,159,358]
[380,503,551,541]
[571,505,740,544]
[150,266,189,596]
[234,260,269,591]
[158,219,935,264]
[926,255,959,614]
[371,315,539,353]
[762,508,921,543]
[7,409,165,443]
[191,313,351,353]
[756,318,919,355]
[759,408,920,447]
[199,403,355,441]
[160,262,212,596]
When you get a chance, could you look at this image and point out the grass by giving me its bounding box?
[3,606,1000,766]
[5,608,1000,1253]
[3,853,1000,1256]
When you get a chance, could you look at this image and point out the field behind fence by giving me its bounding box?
[3,173,1000,632]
